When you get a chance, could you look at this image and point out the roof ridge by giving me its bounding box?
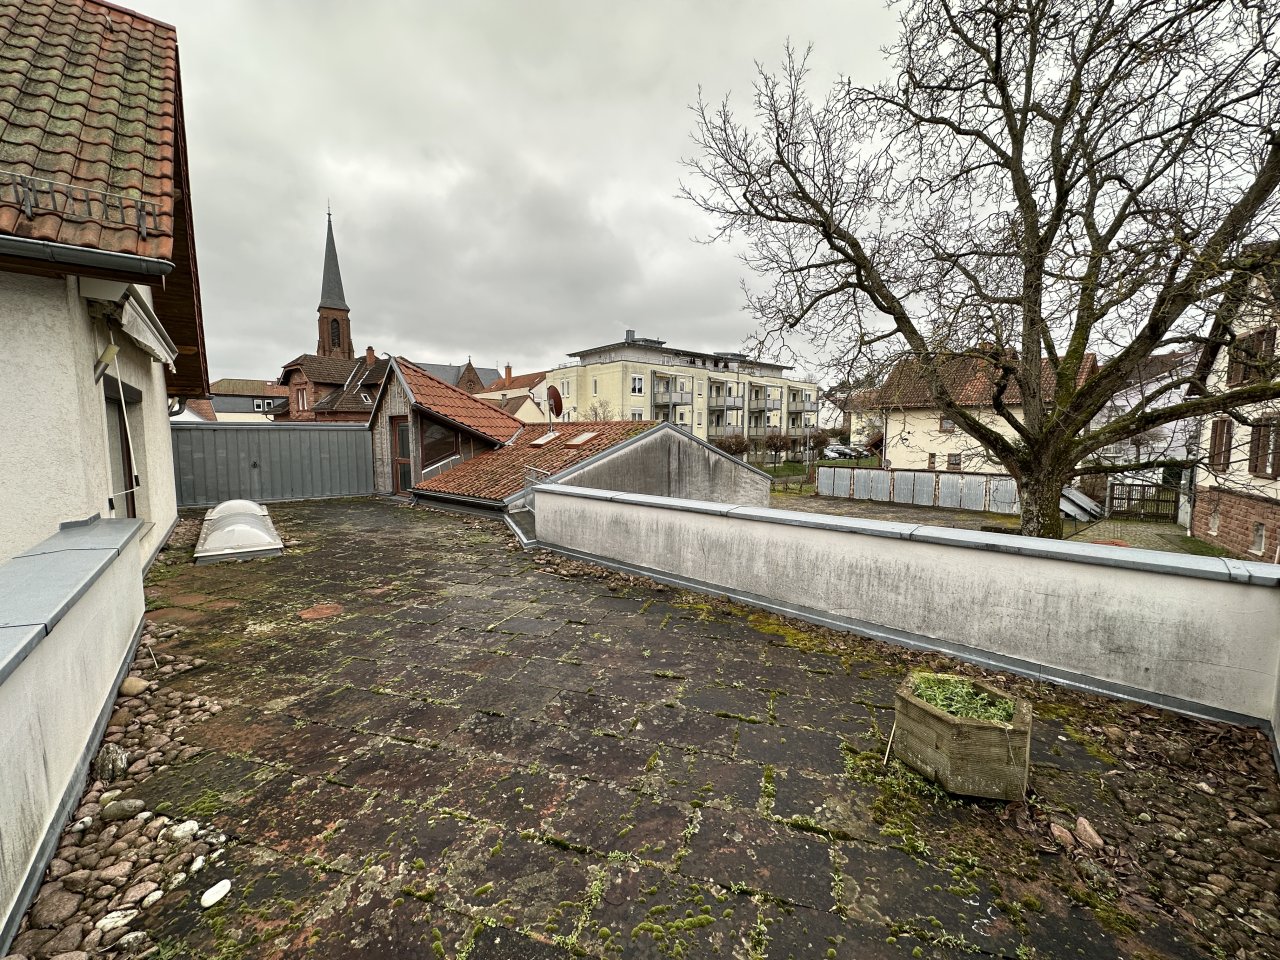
[397,357,524,430]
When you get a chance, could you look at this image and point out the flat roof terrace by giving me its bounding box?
[10,498,1278,959]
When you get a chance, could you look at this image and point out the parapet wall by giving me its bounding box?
[534,486,1280,757]
[0,519,145,952]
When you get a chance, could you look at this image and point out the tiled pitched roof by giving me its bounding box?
[0,1,178,258]
[876,352,1097,409]
[313,358,387,413]
[184,398,215,421]
[487,370,547,391]
[0,0,208,398]
[484,396,540,416]
[396,358,522,444]
[412,361,503,389]
[415,420,658,502]
[279,354,364,386]
[211,378,289,397]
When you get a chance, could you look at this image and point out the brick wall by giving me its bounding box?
[1192,485,1280,562]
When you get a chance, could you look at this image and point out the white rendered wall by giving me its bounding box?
[0,273,177,563]
[535,487,1280,732]
[0,533,143,932]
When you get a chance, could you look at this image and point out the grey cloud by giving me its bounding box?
[149,0,896,380]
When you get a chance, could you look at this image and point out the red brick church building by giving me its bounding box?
[276,213,388,422]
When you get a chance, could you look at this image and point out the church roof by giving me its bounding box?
[319,212,348,311]
[411,361,502,389]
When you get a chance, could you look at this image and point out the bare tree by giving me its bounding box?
[586,399,617,421]
[685,0,1280,537]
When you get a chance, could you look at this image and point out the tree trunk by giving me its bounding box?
[1018,472,1065,539]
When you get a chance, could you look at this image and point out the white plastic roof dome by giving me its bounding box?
[194,499,284,564]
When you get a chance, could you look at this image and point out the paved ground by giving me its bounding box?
[13,498,1278,960]
[769,492,1218,555]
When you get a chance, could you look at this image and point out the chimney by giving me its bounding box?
[504,363,512,385]
[365,345,376,366]
[625,329,636,342]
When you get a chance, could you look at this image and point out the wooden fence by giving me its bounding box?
[1107,482,1179,520]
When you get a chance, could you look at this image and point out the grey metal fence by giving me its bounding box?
[817,466,1021,515]
[171,423,373,508]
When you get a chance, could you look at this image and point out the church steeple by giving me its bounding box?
[316,208,354,359]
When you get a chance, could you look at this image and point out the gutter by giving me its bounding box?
[0,234,174,278]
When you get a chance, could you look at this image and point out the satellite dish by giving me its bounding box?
[547,385,564,418]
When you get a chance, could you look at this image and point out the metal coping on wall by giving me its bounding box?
[533,484,1280,587]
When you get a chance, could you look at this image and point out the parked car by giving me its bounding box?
[822,444,859,460]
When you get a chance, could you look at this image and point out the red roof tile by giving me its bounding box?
[0,0,180,260]
[415,420,657,502]
[184,398,215,421]
[0,0,207,398]
[486,369,548,391]
[396,358,523,444]
[210,378,289,397]
[876,353,1097,409]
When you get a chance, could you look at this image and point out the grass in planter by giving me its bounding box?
[911,674,1014,724]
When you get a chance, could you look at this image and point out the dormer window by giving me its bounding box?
[360,392,372,404]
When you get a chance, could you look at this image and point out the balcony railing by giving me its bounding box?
[653,390,693,406]
[707,395,744,410]
[748,397,782,412]
[707,425,744,438]
[788,400,819,413]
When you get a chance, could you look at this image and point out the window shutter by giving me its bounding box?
[1209,418,1233,472]
[1249,425,1265,475]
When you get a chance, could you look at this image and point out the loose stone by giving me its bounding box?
[94,908,138,932]
[200,878,230,909]
[119,677,149,697]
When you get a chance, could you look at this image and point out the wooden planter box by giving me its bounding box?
[891,673,1032,801]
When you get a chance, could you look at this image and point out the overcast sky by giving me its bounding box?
[148,1,898,382]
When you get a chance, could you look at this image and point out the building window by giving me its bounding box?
[1208,418,1234,472]
[696,411,703,426]
[360,392,372,404]
[630,408,644,420]
[1252,522,1266,555]
[1226,327,1277,386]
[296,389,308,411]
[330,318,341,347]
[253,399,264,411]
[927,453,937,471]
[631,376,644,395]
[1247,419,1280,479]
[696,380,703,396]
[677,410,686,423]
[939,417,956,433]
[561,379,570,397]
[592,378,598,396]
[946,453,961,471]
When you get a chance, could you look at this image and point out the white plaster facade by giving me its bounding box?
[0,273,178,565]
[880,407,1022,473]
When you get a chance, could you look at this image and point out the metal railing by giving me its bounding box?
[788,400,819,412]
[653,390,693,406]
[707,395,744,410]
[748,398,782,412]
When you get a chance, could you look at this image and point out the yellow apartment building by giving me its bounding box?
[549,330,821,449]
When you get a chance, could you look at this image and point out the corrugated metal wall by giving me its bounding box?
[171,423,373,507]
[817,466,1022,515]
